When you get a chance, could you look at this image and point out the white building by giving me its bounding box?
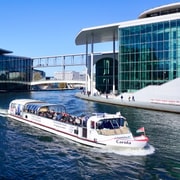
[54,71,85,81]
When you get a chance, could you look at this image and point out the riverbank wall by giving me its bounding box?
[75,93,180,114]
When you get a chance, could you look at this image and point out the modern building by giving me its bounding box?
[75,3,180,95]
[119,3,180,93]
[0,48,33,92]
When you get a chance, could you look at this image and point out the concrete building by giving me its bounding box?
[75,3,180,102]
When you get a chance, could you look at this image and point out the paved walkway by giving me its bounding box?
[75,93,180,114]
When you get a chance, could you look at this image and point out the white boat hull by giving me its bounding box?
[7,99,149,150]
[8,113,148,149]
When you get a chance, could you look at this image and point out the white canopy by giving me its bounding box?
[75,23,119,45]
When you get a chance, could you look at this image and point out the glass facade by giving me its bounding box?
[96,58,118,93]
[119,19,180,93]
[0,55,33,91]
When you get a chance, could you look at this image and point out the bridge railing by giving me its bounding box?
[0,79,85,86]
[32,53,87,68]
[30,79,86,85]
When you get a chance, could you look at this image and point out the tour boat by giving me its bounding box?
[8,99,149,149]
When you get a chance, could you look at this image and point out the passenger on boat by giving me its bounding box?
[55,112,62,120]
[45,111,52,119]
[38,112,44,116]
[74,117,81,126]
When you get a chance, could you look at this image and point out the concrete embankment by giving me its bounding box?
[75,93,180,114]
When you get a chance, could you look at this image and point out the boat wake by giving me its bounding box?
[0,108,8,117]
[99,144,155,156]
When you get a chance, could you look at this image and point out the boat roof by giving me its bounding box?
[10,99,66,113]
[89,112,125,122]
[25,102,66,113]
[10,99,42,106]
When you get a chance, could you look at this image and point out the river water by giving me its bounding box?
[0,90,179,180]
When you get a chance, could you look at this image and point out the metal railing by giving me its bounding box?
[32,53,87,68]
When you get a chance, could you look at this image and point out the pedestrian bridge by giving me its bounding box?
[0,79,85,85]
[30,79,86,90]
[30,79,86,85]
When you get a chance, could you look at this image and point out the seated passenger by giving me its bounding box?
[55,113,62,120]
[46,111,53,118]
[75,117,81,125]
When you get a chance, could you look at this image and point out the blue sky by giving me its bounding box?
[1,0,179,75]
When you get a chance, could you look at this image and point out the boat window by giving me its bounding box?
[91,121,95,129]
[82,115,89,127]
[96,120,104,129]
[96,118,126,130]
[96,119,113,129]
[111,119,120,128]
[16,104,22,115]
[118,118,125,127]
[104,120,113,129]
[10,103,16,109]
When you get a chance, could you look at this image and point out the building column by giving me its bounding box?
[85,41,90,94]
[112,30,116,94]
[90,33,94,95]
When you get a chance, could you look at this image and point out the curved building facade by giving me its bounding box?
[138,3,180,19]
[118,3,180,92]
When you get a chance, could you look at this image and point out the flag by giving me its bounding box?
[136,127,145,133]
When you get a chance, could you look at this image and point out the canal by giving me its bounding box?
[0,90,179,179]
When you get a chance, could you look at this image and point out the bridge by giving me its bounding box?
[0,79,85,91]
[32,53,87,68]
[0,80,85,86]
[0,52,101,91]
[31,53,88,90]
[30,79,86,90]
[1,52,87,87]
[30,79,86,86]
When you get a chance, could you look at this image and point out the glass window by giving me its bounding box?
[170,20,177,28]
[158,33,163,41]
[164,32,169,41]
[164,21,169,29]
[158,22,164,31]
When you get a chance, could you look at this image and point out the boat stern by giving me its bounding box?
[133,135,149,148]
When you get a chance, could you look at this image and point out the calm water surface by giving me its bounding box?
[0,90,179,180]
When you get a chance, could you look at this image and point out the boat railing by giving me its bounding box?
[24,105,86,127]
[92,113,105,118]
